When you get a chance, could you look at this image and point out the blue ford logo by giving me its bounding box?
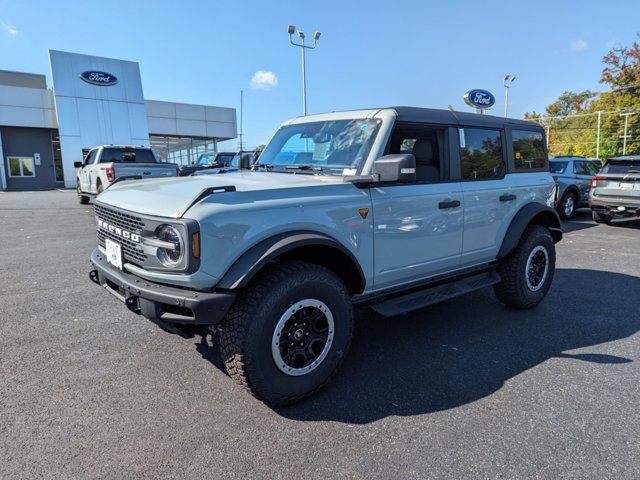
[80,71,118,86]
[463,89,495,109]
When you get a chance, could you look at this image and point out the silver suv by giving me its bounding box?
[549,156,601,219]
[88,107,562,405]
[590,155,640,223]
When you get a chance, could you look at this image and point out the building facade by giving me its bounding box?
[0,50,237,191]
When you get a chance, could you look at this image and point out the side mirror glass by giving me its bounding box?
[74,161,82,168]
[372,154,416,183]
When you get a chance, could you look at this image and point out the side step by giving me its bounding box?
[370,270,501,317]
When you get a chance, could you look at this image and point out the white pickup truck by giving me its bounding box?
[75,145,178,204]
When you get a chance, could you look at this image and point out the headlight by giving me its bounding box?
[155,225,184,267]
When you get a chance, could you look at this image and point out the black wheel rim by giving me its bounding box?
[525,246,549,292]
[272,299,334,376]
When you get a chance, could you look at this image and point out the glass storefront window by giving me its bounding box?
[149,135,218,166]
[51,131,64,182]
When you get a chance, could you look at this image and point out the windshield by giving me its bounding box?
[602,160,640,174]
[196,154,216,166]
[258,119,382,175]
[549,161,568,174]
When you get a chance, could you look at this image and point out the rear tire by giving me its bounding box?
[592,211,612,224]
[218,260,354,406]
[77,184,89,204]
[96,182,104,195]
[494,225,556,309]
[558,192,576,219]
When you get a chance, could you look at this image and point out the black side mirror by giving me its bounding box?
[74,161,82,168]
[372,154,416,183]
[239,153,252,170]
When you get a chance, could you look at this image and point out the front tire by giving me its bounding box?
[494,225,556,309]
[592,211,612,224]
[77,184,89,204]
[218,261,354,406]
[558,192,576,219]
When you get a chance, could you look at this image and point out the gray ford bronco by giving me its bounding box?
[89,107,562,405]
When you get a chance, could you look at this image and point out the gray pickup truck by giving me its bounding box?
[75,146,178,204]
[590,155,640,223]
[88,107,562,405]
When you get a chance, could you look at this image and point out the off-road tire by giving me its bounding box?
[558,192,576,219]
[592,211,612,224]
[77,184,89,204]
[494,225,555,309]
[218,260,354,406]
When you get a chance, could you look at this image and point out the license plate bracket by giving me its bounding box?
[105,238,123,270]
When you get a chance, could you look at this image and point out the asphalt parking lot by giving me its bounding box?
[1,190,639,479]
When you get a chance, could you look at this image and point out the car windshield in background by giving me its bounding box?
[217,154,235,166]
[197,154,216,166]
[602,160,640,174]
[549,161,568,174]
[100,148,156,163]
[258,119,381,174]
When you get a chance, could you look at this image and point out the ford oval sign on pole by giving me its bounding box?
[80,71,118,86]
[463,89,495,114]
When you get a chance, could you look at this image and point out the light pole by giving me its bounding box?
[503,74,516,117]
[288,25,321,116]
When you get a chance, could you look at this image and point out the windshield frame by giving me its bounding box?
[257,114,388,176]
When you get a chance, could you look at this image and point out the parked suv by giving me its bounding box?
[177,151,236,176]
[549,156,601,219]
[590,155,640,224]
[76,146,177,203]
[88,107,562,405]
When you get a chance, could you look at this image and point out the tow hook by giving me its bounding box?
[89,269,100,286]
[125,295,141,314]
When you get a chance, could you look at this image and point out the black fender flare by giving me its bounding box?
[497,203,562,259]
[216,230,366,293]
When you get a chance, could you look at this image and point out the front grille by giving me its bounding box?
[94,203,147,264]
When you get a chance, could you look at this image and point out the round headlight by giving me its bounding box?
[156,225,184,267]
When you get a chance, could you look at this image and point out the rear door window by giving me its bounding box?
[574,160,599,176]
[512,130,546,170]
[549,161,568,174]
[100,148,157,163]
[459,128,504,180]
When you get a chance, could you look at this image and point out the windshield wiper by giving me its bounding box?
[284,164,324,174]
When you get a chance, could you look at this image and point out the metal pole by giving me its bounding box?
[504,86,509,118]
[301,36,307,116]
[595,110,602,159]
[622,113,629,155]
[239,90,244,152]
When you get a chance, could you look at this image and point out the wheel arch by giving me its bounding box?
[562,185,580,202]
[216,231,366,294]
[498,203,562,259]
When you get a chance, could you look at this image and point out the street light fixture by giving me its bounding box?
[288,24,321,116]
[503,74,516,117]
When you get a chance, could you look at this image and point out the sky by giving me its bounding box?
[0,0,639,149]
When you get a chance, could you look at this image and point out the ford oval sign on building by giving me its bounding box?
[80,71,118,86]
[463,89,495,110]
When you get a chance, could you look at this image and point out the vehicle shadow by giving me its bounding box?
[195,268,640,424]
[561,210,597,233]
[608,217,640,229]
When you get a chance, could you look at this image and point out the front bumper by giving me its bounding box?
[90,248,235,325]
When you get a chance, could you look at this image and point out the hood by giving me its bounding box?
[95,171,344,218]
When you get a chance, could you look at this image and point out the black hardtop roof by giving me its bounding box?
[390,106,541,129]
[609,154,640,161]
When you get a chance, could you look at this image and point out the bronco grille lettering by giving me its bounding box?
[97,218,140,242]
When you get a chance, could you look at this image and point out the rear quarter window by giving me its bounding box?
[512,130,546,170]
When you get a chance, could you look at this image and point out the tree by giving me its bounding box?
[545,90,596,117]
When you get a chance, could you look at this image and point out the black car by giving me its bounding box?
[177,151,236,176]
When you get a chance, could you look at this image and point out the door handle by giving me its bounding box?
[438,200,461,209]
[499,194,516,202]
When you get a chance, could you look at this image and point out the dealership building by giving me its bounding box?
[0,50,237,191]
